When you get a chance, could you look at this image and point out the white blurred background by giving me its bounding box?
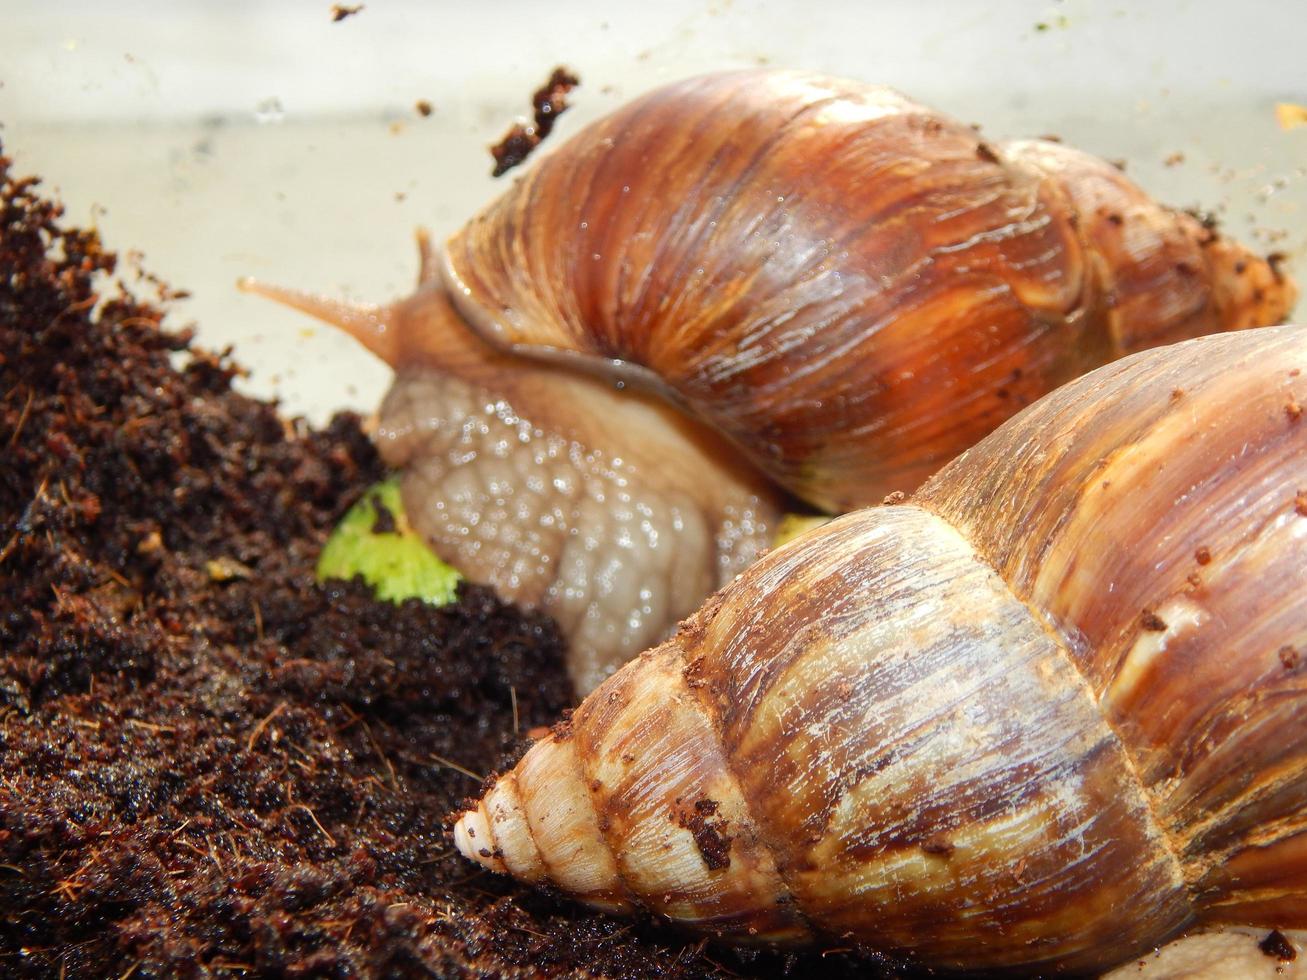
[2,0,1304,422]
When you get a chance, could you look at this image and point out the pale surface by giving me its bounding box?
[1104,928,1303,979]
[1,1,1303,424]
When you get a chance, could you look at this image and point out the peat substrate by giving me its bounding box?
[0,149,897,978]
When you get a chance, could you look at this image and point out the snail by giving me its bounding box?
[242,69,1295,695]
[452,323,1307,976]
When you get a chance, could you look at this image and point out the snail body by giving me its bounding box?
[454,325,1307,975]
[245,69,1295,695]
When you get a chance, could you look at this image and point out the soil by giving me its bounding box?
[0,150,897,977]
[490,67,581,177]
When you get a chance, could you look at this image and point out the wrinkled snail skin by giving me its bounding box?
[371,287,784,696]
[454,325,1307,975]
[246,69,1295,696]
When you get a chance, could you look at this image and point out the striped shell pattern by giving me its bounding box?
[455,325,1307,975]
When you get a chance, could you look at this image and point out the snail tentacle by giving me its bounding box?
[238,277,401,367]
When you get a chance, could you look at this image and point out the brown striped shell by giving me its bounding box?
[453,325,1307,974]
[444,68,1294,513]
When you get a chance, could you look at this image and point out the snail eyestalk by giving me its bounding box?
[237,276,401,368]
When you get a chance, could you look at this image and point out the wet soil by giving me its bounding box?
[0,149,896,978]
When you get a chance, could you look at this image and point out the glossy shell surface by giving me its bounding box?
[444,69,1294,510]
[455,325,1307,974]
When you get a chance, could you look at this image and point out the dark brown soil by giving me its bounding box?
[490,67,580,177]
[0,150,903,977]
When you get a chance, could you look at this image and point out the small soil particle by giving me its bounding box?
[490,67,581,177]
[1259,929,1297,961]
[1140,610,1168,632]
[675,799,733,871]
[330,4,363,22]
[920,835,955,858]
[370,496,398,535]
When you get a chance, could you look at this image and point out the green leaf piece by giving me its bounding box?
[317,478,461,606]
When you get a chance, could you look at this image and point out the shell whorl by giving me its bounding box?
[916,324,1307,927]
[443,68,1295,511]
[455,325,1307,973]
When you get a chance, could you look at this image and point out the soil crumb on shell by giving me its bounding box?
[0,148,897,978]
[674,798,732,871]
[490,67,580,177]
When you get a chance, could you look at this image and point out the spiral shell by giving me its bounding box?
[454,324,1307,974]
[443,68,1295,512]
